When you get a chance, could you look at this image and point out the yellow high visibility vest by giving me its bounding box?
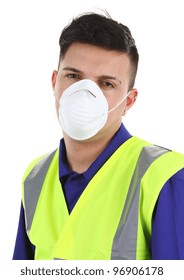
[22,136,184,260]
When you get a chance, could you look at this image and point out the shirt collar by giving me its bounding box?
[59,123,132,181]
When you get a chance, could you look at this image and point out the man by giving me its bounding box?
[13,11,184,260]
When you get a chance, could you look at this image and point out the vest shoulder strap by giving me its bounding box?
[22,149,58,232]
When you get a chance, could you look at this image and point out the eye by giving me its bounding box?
[66,73,81,79]
[101,81,115,89]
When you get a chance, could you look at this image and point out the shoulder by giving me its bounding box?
[21,149,59,208]
[154,168,184,221]
[166,168,184,189]
[22,149,58,183]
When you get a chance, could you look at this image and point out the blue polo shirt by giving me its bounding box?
[13,124,184,259]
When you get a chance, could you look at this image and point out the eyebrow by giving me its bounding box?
[62,67,122,84]
[100,75,122,85]
[62,67,81,73]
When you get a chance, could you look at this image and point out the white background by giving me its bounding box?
[0,0,184,261]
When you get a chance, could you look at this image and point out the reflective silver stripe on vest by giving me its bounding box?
[111,145,169,259]
[24,150,56,232]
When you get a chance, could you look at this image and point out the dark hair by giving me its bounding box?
[59,12,139,89]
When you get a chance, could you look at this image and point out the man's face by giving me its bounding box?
[52,43,137,141]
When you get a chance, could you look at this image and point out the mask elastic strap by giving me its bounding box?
[108,91,130,114]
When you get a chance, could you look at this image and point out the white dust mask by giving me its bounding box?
[58,79,130,140]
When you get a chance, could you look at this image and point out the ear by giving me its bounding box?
[51,70,58,90]
[123,88,138,116]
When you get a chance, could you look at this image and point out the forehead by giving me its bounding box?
[59,43,131,78]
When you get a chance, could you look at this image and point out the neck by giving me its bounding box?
[63,127,119,173]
